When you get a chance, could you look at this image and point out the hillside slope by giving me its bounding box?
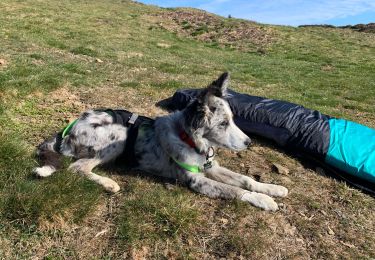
[0,0,374,258]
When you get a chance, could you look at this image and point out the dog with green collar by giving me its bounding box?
[34,73,288,211]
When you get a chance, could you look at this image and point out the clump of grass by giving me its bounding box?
[119,81,141,88]
[181,21,192,30]
[191,24,209,36]
[156,62,183,74]
[70,46,98,57]
[117,183,199,244]
[46,38,68,49]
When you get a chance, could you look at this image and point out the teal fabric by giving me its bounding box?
[326,119,375,183]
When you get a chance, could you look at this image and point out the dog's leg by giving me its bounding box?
[184,173,279,211]
[68,158,120,193]
[205,162,288,197]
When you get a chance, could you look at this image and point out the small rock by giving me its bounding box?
[95,58,103,63]
[157,42,171,48]
[0,58,7,66]
[239,163,245,168]
[327,226,335,235]
[272,163,290,175]
[220,218,228,224]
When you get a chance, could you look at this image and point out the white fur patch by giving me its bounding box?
[99,177,121,193]
[240,192,279,211]
[252,183,289,198]
[33,165,56,177]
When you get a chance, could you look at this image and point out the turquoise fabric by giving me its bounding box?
[326,119,375,183]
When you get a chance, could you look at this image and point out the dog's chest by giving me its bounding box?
[133,122,174,176]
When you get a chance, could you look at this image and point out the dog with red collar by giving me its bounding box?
[34,73,288,211]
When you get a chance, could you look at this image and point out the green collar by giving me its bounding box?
[172,157,201,173]
[171,147,215,173]
[62,119,79,138]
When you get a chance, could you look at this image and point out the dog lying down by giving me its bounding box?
[34,72,288,211]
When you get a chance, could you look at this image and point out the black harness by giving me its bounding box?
[103,109,153,167]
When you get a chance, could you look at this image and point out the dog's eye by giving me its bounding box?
[220,121,229,127]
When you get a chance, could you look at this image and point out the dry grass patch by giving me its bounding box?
[146,8,276,52]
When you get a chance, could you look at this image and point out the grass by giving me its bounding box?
[0,0,374,258]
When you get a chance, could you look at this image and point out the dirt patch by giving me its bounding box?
[78,86,168,118]
[0,58,7,69]
[146,9,276,51]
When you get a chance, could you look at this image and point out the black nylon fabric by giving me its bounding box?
[163,89,331,159]
[102,109,153,167]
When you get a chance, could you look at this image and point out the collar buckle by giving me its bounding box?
[203,147,215,170]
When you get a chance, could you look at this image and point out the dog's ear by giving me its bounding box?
[208,72,229,97]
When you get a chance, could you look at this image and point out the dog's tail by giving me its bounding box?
[33,133,63,177]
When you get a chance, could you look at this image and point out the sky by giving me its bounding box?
[137,0,375,26]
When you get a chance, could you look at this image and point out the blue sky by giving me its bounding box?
[137,0,375,26]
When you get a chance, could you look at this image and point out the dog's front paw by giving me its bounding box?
[267,185,288,197]
[240,192,279,211]
[101,177,121,193]
[33,166,55,177]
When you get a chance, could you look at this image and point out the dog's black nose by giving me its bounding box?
[244,138,251,146]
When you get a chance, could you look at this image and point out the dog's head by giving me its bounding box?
[183,72,251,153]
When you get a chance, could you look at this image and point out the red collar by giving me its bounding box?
[179,131,197,149]
[179,130,215,161]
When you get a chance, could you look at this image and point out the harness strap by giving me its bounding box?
[103,109,146,167]
[122,113,142,167]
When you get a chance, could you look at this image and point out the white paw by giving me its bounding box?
[33,166,55,177]
[241,192,279,211]
[266,185,288,197]
[101,177,120,193]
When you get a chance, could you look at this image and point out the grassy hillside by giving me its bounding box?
[0,0,374,258]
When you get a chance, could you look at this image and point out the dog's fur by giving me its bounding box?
[34,73,288,211]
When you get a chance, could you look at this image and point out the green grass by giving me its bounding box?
[0,0,374,258]
[118,182,199,243]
